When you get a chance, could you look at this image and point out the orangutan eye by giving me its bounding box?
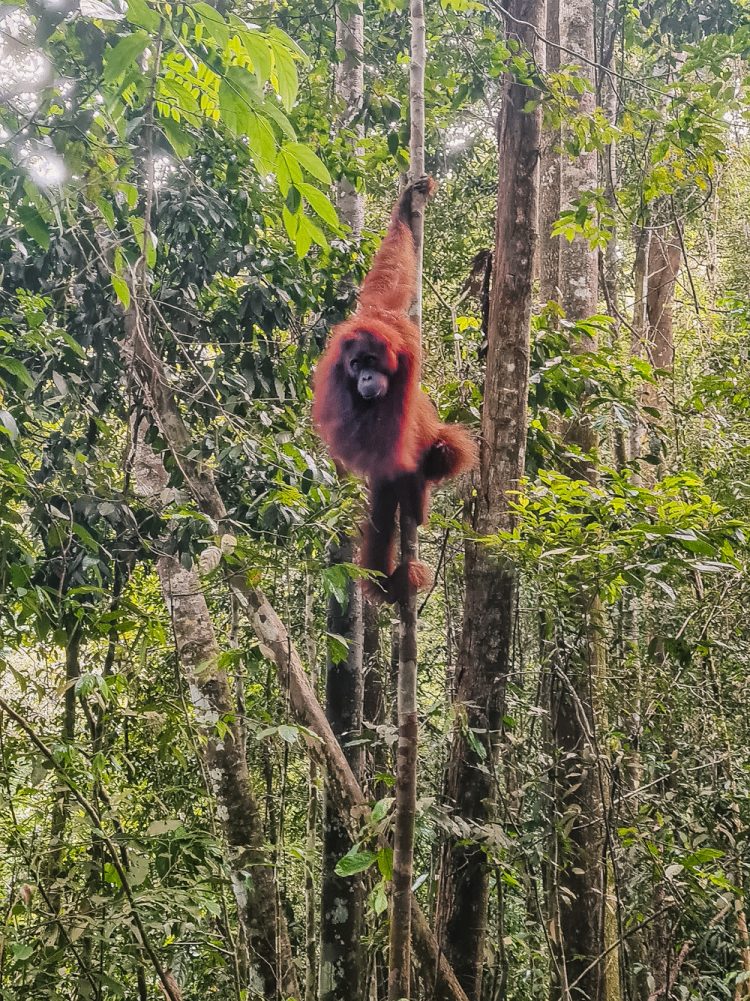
[350,359,360,372]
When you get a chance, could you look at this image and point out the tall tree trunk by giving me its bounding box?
[334,1,364,234]
[539,0,560,306]
[645,231,681,391]
[549,2,610,999]
[319,8,367,996]
[46,623,81,912]
[435,3,543,997]
[304,576,320,1001]
[387,2,427,995]
[320,556,366,1001]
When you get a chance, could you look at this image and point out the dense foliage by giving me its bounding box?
[1,0,749,999]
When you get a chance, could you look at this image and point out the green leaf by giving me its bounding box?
[269,39,298,109]
[95,196,116,230]
[377,846,393,880]
[118,181,138,209]
[192,1,231,47]
[218,66,261,136]
[372,881,388,916]
[104,31,149,85]
[246,111,277,174]
[111,275,131,309]
[371,797,394,823]
[260,99,295,139]
[282,142,331,185]
[160,115,194,158]
[326,632,349,665]
[125,0,159,32]
[146,818,182,836]
[17,206,50,249]
[300,182,339,228]
[335,849,377,877]
[0,357,34,390]
[235,26,273,85]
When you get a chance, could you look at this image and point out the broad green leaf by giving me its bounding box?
[111,275,131,309]
[275,147,303,194]
[371,797,394,823]
[218,66,261,136]
[192,1,231,48]
[127,853,150,886]
[95,196,116,230]
[335,849,377,877]
[282,142,331,184]
[17,206,50,249]
[377,846,393,880]
[234,26,273,85]
[246,111,277,174]
[0,357,34,390]
[268,25,306,61]
[372,882,388,916]
[118,181,138,208]
[294,215,313,257]
[146,818,182,836]
[300,182,338,228]
[160,115,194,158]
[104,31,149,85]
[125,0,159,32]
[325,631,349,665]
[269,38,298,109]
[260,99,295,139]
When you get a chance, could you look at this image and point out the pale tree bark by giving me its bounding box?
[319,7,367,997]
[539,0,560,305]
[124,334,298,1001]
[435,2,543,997]
[387,2,427,996]
[334,2,365,233]
[548,1,611,998]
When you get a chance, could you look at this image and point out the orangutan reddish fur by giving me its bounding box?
[312,178,477,603]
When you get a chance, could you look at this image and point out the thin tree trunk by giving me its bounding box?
[320,540,366,1001]
[304,576,320,1001]
[388,2,427,994]
[435,3,543,997]
[539,0,560,306]
[549,1,610,998]
[319,8,368,994]
[46,623,81,912]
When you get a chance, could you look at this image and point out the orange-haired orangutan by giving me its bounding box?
[312,177,477,603]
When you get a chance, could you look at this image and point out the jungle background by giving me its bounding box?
[1,0,749,998]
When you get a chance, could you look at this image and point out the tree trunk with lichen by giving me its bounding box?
[435,3,543,997]
[547,1,611,998]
